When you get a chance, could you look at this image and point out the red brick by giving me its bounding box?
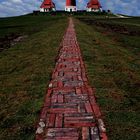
[73,76,78,81]
[48,114,55,127]
[77,104,85,113]
[36,134,44,140]
[55,114,63,128]
[85,102,93,113]
[82,74,88,82]
[46,128,79,137]
[53,87,75,93]
[40,107,47,120]
[59,67,73,72]
[58,81,63,87]
[90,103,102,118]
[44,98,51,107]
[51,94,57,103]
[77,75,82,81]
[55,137,79,140]
[73,68,78,72]
[58,94,63,103]
[82,127,90,140]
[46,114,50,127]
[89,96,96,103]
[65,116,94,121]
[81,87,88,94]
[50,108,77,114]
[64,58,79,62]
[46,89,52,97]
[59,71,64,77]
[65,122,96,127]
[53,71,59,78]
[87,87,94,96]
[76,87,82,94]
[57,64,63,69]
[100,133,108,140]
[56,132,78,137]
[64,72,77,76]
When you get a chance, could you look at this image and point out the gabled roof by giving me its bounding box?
[40,0,55,8]
[66,0,76,6]
[87,0,102,8]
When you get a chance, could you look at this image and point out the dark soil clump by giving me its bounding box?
[0,33,27,52]
[79,18,140,36]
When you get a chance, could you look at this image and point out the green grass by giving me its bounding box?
[0,15,64,37]
[101,17,140,26]
[74,17,140,140]
[0,15,67,140]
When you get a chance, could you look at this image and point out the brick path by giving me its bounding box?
[36,18,107,140]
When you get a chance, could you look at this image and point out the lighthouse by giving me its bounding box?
[40,0,56,12]
[87,0,102,12]
[65,0,77,12]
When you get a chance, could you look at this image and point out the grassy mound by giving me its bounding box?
[0,14,139,139]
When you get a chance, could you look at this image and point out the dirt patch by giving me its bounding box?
[109,91,124,102]
[79,18,140,36]
[0,33,27,52]
[0,25,25,29]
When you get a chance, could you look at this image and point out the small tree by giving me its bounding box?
[107,9,111,13]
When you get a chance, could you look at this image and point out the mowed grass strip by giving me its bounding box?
[0,16,67,140]
[74,18,140,140]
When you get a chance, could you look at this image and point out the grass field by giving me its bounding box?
[0,15,66,37]
[74,17,140,140]
[0,15,67,140]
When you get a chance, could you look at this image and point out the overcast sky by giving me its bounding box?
[0,0,140,17]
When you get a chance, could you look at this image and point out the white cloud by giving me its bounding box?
[11,0,22,3]
[100,0,140,16]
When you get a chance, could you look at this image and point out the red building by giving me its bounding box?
[65,0,77,12]
[87,0,102,12]
[40,0,56,12]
